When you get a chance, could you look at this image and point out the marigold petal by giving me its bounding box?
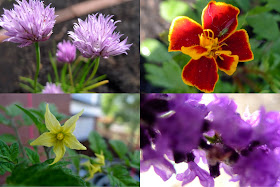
[181,45,208,60]
[64,133,87,150]
[62,109,84,133]
[216,54,239,75]
[30,132,56,147]
[182,56,218,93]
[202,1,239,42]
[222,30,254,62]
[51,141,66,165]
[45,104,61,133]
[169,16,203,52]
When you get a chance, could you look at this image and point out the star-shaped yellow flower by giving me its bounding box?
[30,104,87,165]
[83,152,105,181]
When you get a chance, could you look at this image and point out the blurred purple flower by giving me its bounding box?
[42,83,64,94]
[68,13,132,59]
[0,0,56,47]
[251,107,280,149]
[207,96,252,149]
[232,147,280,186]
[141,147,176,181]
[56,40,76,63]
[176,161,214,187]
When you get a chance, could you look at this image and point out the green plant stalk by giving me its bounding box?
[49,52,59,83]
[34,42,41,93]
[83,80,109,91]
[84,57,100,86]
[68,63,74,89]
[11,119,27,159]
[43,147,51,160]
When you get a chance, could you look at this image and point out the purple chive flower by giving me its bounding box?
[68,13,132,59]
[232,147,280,186]
[176,161,214,187]
[56,40,76,63]
[0,0,56,47]
[42,83,64,94]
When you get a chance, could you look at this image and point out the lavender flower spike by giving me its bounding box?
[0,0,56,47]
[42,83,64,94]
[68,13,132,59]
[56,40,76,63]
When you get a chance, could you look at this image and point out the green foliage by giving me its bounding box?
[0,134,17,143]
[0,140,18,174]
[108,165,140,187]
[24,147,40,164]
[109,140,128,160]
[160,0,196,23]
[6,160,86,186]
[88,131,113,160]
[142,0,280,93]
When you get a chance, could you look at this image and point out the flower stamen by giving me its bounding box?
[57,133,64,140]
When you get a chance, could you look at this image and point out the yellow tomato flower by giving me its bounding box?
[83,152,105,181]
[30,104,87,165]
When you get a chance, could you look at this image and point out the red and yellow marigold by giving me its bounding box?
[168,0,254,92]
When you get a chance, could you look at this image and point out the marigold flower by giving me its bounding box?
[168,0,254,92]
[30,104,86,165]
[42,83,64,94]
[68,13,132,59]
[83,152,105,181]
[56,40,76,63]
[0,0,56,47]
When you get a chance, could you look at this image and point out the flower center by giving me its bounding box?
[56,133,64,140]
[199,29,228,58]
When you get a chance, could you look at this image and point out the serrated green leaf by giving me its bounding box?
[88,131,112,160]
[145,61,190,92]
[108,165,139,187]
[128,150,140,170]
[24,147,40,164]
[247,13,279,41]
[0,134,16,143]
[0,140,11,159]
[10,143,19,162]
[109,140,128,160]
[141,39,172,63]
[6,161,86,186]
[0,162,14,175]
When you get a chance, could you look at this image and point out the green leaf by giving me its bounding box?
[66,148,80,173]
[0,140,15,174]
[267,0,280,12]
[0,140,11,159]
[6,161,86,186]
[159,0,195,23]
[15,105,46,133]
[108,165,139,187]
[6,103,22,117]
[141,39,172,63]
[234,0,250,11]
[247,13,280,41]
[9,143,19,162]
[0,162,14,175]
[109,140,128,160]
[24,147,40,164]
[88,131,112,160]
[0,113,11,125]
[145,61,191,92]
[128,150,140,170]
[0,134,16,143]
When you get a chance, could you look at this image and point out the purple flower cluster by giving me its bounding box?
[42,83,63,94]
[141,94,280,187]
[0,0,56,47]
[56,40,76,63]
[68,13,132,59]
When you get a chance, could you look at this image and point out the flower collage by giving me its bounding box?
[1,0,280,186]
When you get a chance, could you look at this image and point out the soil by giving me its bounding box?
[0,0,139,93]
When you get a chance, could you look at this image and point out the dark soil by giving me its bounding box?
[0,0,139,93]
